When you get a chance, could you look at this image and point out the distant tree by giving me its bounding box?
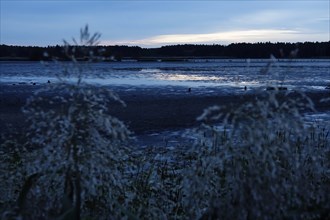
[1,41,329,60]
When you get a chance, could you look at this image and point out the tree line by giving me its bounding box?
[0,41,329,61]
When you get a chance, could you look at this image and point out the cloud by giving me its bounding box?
[101,29,325,47]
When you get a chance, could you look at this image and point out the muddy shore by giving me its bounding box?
[1,84,329,140]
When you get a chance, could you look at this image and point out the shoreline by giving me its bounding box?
[1,84,329,140]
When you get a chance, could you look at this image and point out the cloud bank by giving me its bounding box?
[102,29,327,47]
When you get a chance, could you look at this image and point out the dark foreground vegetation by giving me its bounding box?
[1,41,330,61]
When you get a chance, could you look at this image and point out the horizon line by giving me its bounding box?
[1,40,329,49]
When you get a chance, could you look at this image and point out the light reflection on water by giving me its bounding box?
[1,59,329,93]
[154,73,225,82]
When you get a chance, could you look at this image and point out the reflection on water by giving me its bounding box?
[1,59,329,93]
[154,73,225,82]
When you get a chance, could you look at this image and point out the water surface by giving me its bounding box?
[1,59,329,95]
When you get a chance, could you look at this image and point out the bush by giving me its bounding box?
[1,25,133,219]
[182,91,330,219]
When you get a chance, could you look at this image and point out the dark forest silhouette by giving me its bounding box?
[0,41,329,61]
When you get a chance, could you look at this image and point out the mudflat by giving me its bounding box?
[1,84,329,139]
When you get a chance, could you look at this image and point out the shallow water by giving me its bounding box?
[1,59,329,96]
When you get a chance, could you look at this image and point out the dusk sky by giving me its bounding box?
[1,0,329,47]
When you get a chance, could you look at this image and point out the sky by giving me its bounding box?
[1,0,329,48]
